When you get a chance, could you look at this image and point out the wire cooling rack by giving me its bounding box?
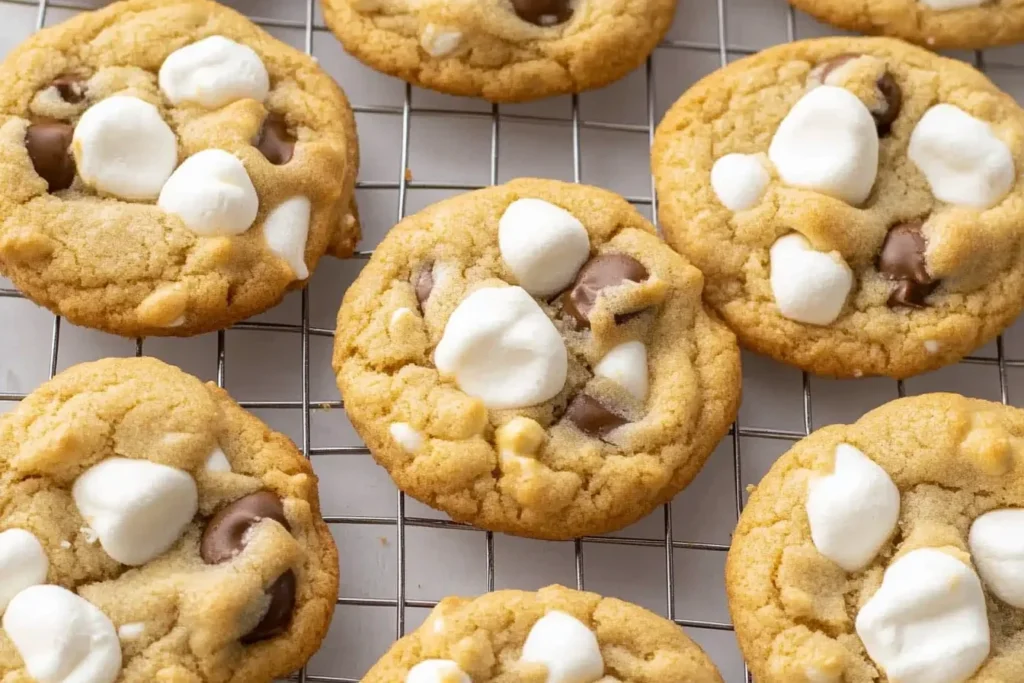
[3,0,1024,681]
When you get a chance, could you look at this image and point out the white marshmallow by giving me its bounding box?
[969,508,1024,608]
[521,611,604,683]
[158,149,259,237]
[0,529,48,613]
[435,287,567,410]
[420,24,463,57]
[908,104,1014,209]
[390,423,424,453]
[924,340,941,354]
[920,0,984,8]
[263,197,311,280]
[3,585,121,683]
[856,548,990,683]
[72,95,177,200]
[769,233,853,325]
[711,153,771,211]
[768,85,879,205]
[117,622,145,641]
[72,458,198,566]
[594,341,648,402]
[806,444,900,572]
[204,447,231,473]
[406,659,471,683]
[498,198,591,297]
[159,36,270,109]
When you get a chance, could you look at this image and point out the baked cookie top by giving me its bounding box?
[0,0,359,338]
[652,37,1024,379]
[788,0,1024,51]
[0,357,338,683]
[333,179,740,539]
[727,393,1024,683]
[320,0,675,102]
[363,585,724,682]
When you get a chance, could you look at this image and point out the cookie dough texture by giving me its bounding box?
[0,357,338,682]
[653,37,1024,379]
[727,393,1024,683]
[788,0,1024,51]
[321,0,675,102]
[364,585,724,681]
[0,0,359,338]
[333,179,740,539]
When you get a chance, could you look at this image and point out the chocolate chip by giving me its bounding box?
[241,570,296,644]
[200,491,290,565]
[511,0,573,25]
[254,113,295,165]
[414,266,434,307]
[874,72,902,137]
[50,75,85,104]
[564,394,627,437]
[877,221,937,308]
[25,121,75,192]
[561,254,648,328]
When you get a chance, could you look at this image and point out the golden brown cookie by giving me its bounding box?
[333,178,740,539]
[364,585,724,682]
[727,393,1024,683]
[0,0,359,338]
[0,357,338,682]
[652,37,1024,379]
[321,0,676,102]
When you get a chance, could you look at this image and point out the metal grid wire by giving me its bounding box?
[0,0,1019,681]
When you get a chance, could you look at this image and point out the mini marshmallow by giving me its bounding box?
[205,447,231,473]
[263,196,311,279]
[0,529,48,613]
[969,508,1024,608]
[768,85,879,205]
[72,95,177,200]
[711,153,770,211]
[920,0,984,8]
[498,198,591,297]
[158,149,259,237]
[390,423,424,453]
[925,340,941,354]
[406,659,471,683]
[159,36,270,109]
[856,548,989,683]
[72,457,198,566]
[420,24,463,57]
[806,444,900,572]
[521,611,604,683]
[594,341,648,402]
[3,584,121,683]
[435,286,567,410]
[117,622,145,641]
[770,233,853,325]
[908,104,1014,209]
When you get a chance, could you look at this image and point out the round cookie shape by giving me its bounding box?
[786,0,1024,51]
[0,357,338,682]
[333,179,741,539]
[363,585,724,682]
[652,37,1024,379]
[0,0,360,338]
[320,0,676,102]
[726,393,1024,683]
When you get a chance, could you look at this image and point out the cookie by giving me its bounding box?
[333,178,740,539]
[0,0,360,338]
[320,0,675,102]
[788,0,1024,51]
[726,393,1024,683]
[363,584,724,682]
[652,37,1024,379]
[0,357,338,682]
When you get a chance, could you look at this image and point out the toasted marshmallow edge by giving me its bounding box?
[0,529,48,613]
[520,611,604,683]
[806,443,900,572]
[969,508,1024,608]
[157,149,259,237]
[263,196,311,280]
[594,341,648,402]
[769,233,853,326]
[711,153,771,211]
[158,35,270,109]
[498,198,591,298]
[405,659,471,683]
[920,0,985,9]
[390,423,424,453]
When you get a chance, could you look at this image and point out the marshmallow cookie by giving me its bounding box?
[0,358,338,682]
[726,393,1024,683]
[364,585,723,682]
[333,179,740,539]
[0,0,359,337]
[321,0,675,102]
[652,37,1024,379]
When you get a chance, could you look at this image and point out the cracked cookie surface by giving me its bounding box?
[320,0,675,102]
[0,357,338,682]
[652,37,1024,379]
[332,179,740,539]
[0,0,359,338]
